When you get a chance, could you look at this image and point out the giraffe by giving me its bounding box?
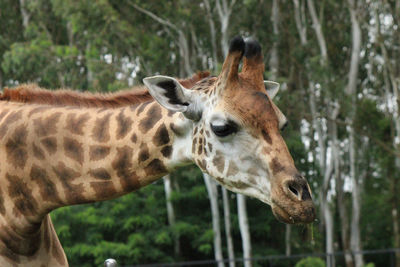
[0,36,315,266]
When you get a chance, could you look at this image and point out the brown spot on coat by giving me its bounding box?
[65,113,90,135]
[207,143,213,153]
[167,110,175,117]
[90,181,117,199]
[153,124,170,146]
[0,243,21,263]
[139,104,161,133]
[262,129,272,144]
[7,173,38,217]
[197,159,207,170]
[91,113,111,142]
[89,145,110,161]
[227,161,239,176]
[41,137,57,154]
[197,142,203,155]
[231,180,248,189]
[144,159,167,177]
[30,165,62,204]
[64,137,84,164]
[161,146,172,158]
[0,188,5,215]
[192,137,197,154]
[138,143,149,162]
[52,162,84,204]
[43,217,51,253]
[270,158,284,175]
[89,168,111,180]
[6,125,28,169]
[33,143,45,160]
[213,151,225,173]
[131,133,137,143]
[112,146,140,191]
[33,112,61,137]
[116,109,133,139]
[136,102,150,116]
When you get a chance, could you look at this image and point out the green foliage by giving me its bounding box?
[295,257,326,267]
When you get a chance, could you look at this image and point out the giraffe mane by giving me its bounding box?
[0,71,210,108]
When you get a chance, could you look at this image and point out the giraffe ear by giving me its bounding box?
[143,75,202,120]
[264,80,280,99]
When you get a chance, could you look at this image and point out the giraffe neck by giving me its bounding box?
[0,100,191,261]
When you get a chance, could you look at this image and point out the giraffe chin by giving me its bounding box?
[271,202,316,224]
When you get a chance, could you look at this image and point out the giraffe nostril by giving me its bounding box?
[288,184,300,199]
[301,184,312,200]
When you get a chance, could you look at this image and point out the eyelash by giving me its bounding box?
[210,121,238,137]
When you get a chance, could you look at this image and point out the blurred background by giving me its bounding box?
[0,0,399,266]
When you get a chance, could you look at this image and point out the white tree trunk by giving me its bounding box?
[331,103,354,267]
[164,175,180,257]
[203,0,218,69]
[269,0,280,79]
[293,0,307,45]
[204,174,224,267]
[216,0,237,57]
[19,0,30,29]
[237,194,252,267]
[346,1,363,266]
[307,0,328,62]
[222,187,235,267]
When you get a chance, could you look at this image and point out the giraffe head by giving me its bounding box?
[144,36,315,224]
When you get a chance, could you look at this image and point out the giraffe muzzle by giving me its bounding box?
[270,176,316,224]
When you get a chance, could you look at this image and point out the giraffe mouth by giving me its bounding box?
[271,201,315,224]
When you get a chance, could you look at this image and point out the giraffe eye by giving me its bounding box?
[211,121,238,137]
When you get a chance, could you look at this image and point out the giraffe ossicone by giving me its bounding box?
[0,36,315,266]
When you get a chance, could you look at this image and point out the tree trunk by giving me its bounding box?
[346,1,363,266]
[237,194,252,267]
[164,175,180,257]
[19,0,30,29]
[204,174,224,267]
[293,0,307,45]
[216,0,237,57]
[222,187,235,267]
[333,111,354,267]
[269,0,279,78]
[203,0,218,69]
[307,0,328,62]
